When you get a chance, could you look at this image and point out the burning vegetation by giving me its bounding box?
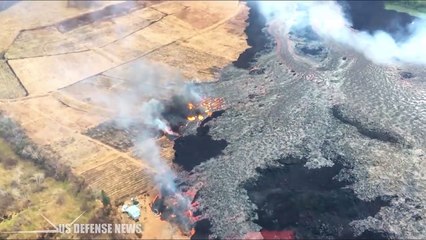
[134,95,225,237]
[185,98,224,122]
[149,186,202,237]
[161,96,225,135]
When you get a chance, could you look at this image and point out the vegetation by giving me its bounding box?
[0,106,138,239]
[0,114,100,239]
[385,0,426,18]
[101,190,111,207]
[0,137,99,239]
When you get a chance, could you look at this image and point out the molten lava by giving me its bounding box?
[150,187,202,237]
[190,228,196,237]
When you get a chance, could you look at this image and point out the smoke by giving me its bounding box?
[257,1,426,65]
[111,62,198,234]
[6,0,196,207]
[85,60,199,197]
[57,0,201,202]
[133,136,177,193]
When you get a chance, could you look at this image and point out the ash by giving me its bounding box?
[185,25,426,239]
[84,120,150,151]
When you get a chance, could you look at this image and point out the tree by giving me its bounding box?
[100,190,110,207]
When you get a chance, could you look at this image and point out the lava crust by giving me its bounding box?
[181,16,426,240]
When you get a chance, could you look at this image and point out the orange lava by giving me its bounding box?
[190,228,196,237]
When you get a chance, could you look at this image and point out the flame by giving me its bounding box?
[151,191,202,238]
[185,97,224,123]
[188,103,195,110]
[164,127,179,136]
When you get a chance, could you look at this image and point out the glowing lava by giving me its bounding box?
[190,228,196,237]
[150,184,204,237]
[150,193,199,236]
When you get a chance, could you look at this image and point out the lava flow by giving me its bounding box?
[150,186,202,237]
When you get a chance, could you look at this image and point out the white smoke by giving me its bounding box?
[134,136,178,194]
[257,1,426,65]
[139,99,171,133]
[85,60,199,195]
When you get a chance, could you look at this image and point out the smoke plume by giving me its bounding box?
[87,60,199,197]
[257,1,426,65]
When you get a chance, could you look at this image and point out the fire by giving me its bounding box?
[187,103,195,110]
[150,187,203,238]
[187,116,196,121]
[164,127,179,136]
[201,97,224,113]
[185,97,224,123]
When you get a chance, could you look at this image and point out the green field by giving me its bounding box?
[385,0,426,18]
[0,138,98,239]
